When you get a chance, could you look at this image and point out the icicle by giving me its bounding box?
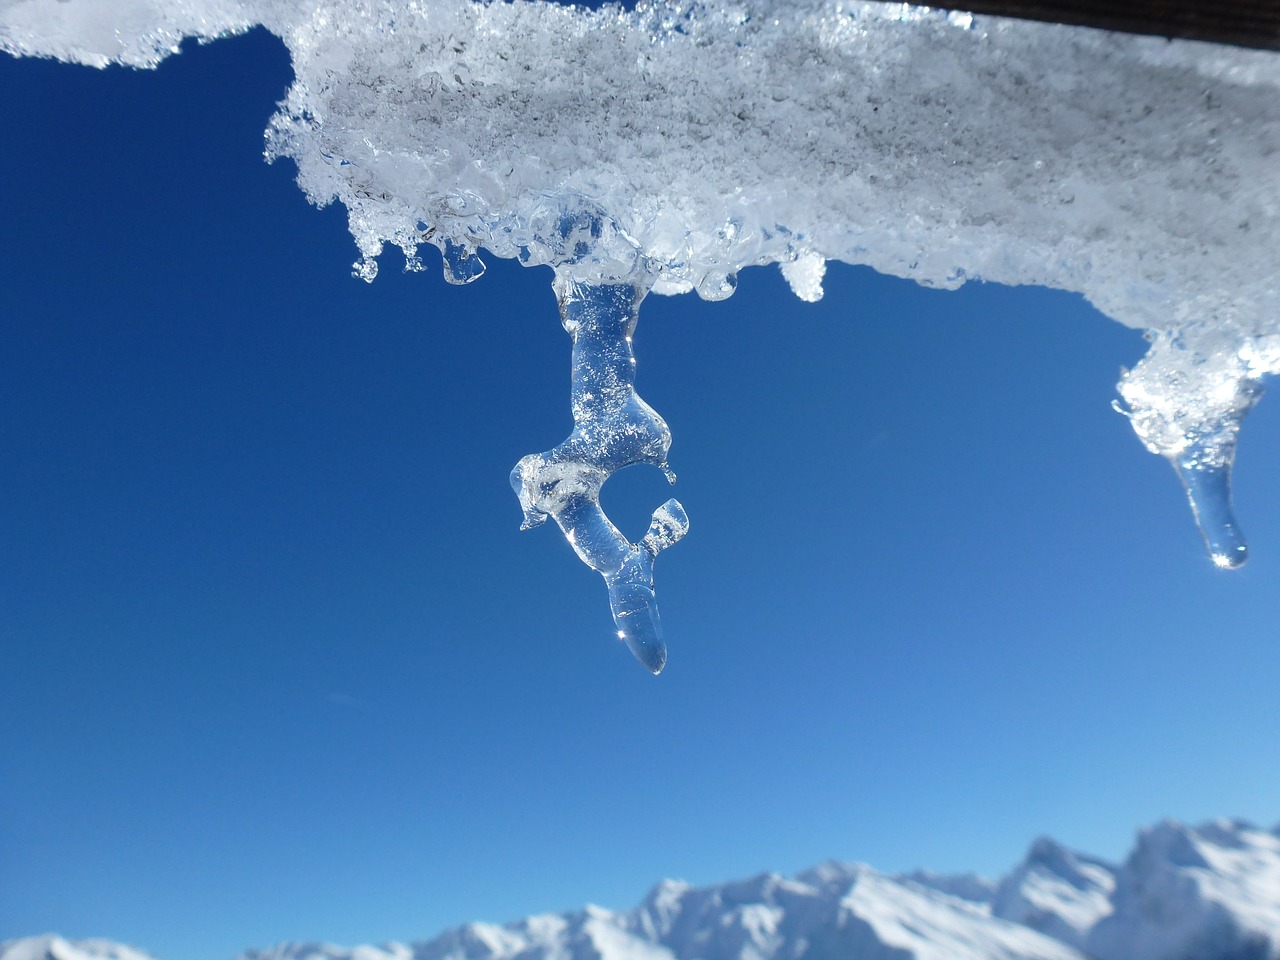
[1117,331,1271,570]
[1174,453,1248,569]
[511,277,688,673]
[1168,372,1260,570]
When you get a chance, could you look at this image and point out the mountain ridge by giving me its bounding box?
[7,818,1279,960]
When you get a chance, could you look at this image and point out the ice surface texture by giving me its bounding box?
[3,0,1279,626]
[511,277,687,673]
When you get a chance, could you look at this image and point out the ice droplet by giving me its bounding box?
[511,276,688,673]
[1174,455,1248,569]
[696,270,737,301]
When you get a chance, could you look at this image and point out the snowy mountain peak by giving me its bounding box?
[1087,819,1280,960]
[1133,818,1221,869]
[1122,817,1280,882]
[640,878,690,905]
[1197,818,1266,847]
[990,837,1116,950]
[0,938,158,960]
[7,817,1280,960]
[792,859,865,893]
[1025,837,1075,868]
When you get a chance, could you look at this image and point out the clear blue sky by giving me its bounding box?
[2,24,1278,960]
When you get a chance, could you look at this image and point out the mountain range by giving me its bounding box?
[7,817,1279,960]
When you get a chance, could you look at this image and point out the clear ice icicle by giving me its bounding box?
[1174,453,1248,569]
[511,277,688,673]
[1117,332,1272,570]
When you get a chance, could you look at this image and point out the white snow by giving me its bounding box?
[1087,819,1280,960]
[840,868,1084,960]
[991,838,1116,949]
[897,869,997,907]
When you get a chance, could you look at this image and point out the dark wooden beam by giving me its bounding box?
[924,1,1280,51]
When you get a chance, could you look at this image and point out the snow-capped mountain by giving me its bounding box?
[0,936,158,960]
[235,864,1080,960]
[6,818,1279,960]
[1086,819,1280,960]
[990,836,1117,949]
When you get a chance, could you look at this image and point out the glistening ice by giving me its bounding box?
[511,279,688,674]
[3,0,1277,669]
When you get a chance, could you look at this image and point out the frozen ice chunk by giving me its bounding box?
[6,1,1277,327]
[510,278,687,673]
[780,253,827,304]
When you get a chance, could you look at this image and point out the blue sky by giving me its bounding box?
[2,23,1279,960]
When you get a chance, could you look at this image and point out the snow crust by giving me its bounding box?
[2,0,1278,573]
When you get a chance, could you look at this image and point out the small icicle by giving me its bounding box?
[511,276,688,673]
[1117,330,1268,570]
[696,269,737,302]
[1173,451,1248,569]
